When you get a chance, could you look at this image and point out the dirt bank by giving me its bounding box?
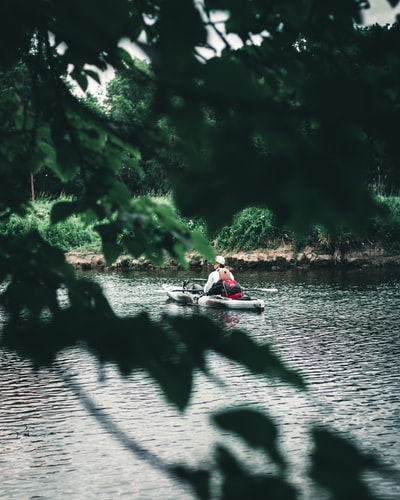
[65,243,400,272]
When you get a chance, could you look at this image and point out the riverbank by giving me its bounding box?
[65,243,400,271]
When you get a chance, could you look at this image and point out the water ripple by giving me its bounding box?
[1,269,399,499]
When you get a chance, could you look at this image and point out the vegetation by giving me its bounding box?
[0,198,101,252]
[4,194,400,259]
[1,1,400,498]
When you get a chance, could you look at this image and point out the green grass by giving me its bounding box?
[1,193,400,256]
[0,198,101,252]
[213,195,400,254]
[214,207,281,251]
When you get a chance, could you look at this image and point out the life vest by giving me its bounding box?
[218,268,231,281]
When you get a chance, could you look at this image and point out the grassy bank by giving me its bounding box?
[1,194,400,257]
[0,198,101,252]
[214,195,400,256]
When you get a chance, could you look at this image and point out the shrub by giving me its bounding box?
[2,195,400,256]
[369,195,400,254]
[214,207,280,251]
[0,198,101,252]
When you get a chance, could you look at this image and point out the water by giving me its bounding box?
[1,268,400,499]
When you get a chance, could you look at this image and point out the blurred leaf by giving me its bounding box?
[191,230,215,261]
[50,122,80,181]
[216,446,297,500]
[85,68,102,85]
[148,360,193,411]
[108,179,132,207]
[218,329,307,389]
[95,223,121,264]
[115,46,135,68]
[51,200,81,224]
[38,140,57,171]
[102,241,122,265]
[0,4,399,499]
[71,67,88,92]
[213,408,286,469]
[310,427,383,500]
[172,466,210,500]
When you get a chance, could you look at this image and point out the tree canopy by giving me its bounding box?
[2,1,400,230]
[1,1,400,498]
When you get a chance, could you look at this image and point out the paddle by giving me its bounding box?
[162,287,277,294]
[166,288,204,294]
[160,281,277,293]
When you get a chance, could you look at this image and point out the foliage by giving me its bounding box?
[101,64,177,196]
[297,193,400,254]
[215,207,280,251]
[92,194,213,266]
[370,194,400,254]
[209,197,400,254]
[4,196,400,259]
[0,198,101,252]
[152,8,400,234]
[1,0,400,498]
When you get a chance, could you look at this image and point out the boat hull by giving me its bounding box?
[163,285,264,311]
[163,285,196,305]
[197,294,264,311]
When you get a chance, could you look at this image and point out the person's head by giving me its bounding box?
[214,255,225,268]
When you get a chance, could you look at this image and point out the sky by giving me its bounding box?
[362,0,400,24]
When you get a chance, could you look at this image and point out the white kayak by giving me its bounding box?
[163,284,265,312]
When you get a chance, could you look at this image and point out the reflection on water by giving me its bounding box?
[1,268,400,499]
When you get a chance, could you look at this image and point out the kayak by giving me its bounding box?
[163,284,265,312]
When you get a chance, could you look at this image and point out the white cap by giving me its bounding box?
[216,255,225,265]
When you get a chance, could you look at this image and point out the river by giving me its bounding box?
[0,268,399,499]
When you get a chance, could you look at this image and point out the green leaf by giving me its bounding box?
[115,46,134,68]
[215,446,297,500]
[109,179,132,208]
[38,141,57,171]
[71,67,88,92]
[14,106,24,129]
[171,242,189,268]
[172,466,210,500]
[51,200,80,224]
[95,223,121,264]
[102,241,121,265]
[213,408,286,468]
[310,427,383,499]
[85,68,102,85]
[219,330,307,389]
[149,361,193,411]
[191,230,215,261]
[50,122,80,181]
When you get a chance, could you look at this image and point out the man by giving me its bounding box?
[204,255,234,294]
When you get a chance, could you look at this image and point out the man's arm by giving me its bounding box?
[204,270,218,293]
